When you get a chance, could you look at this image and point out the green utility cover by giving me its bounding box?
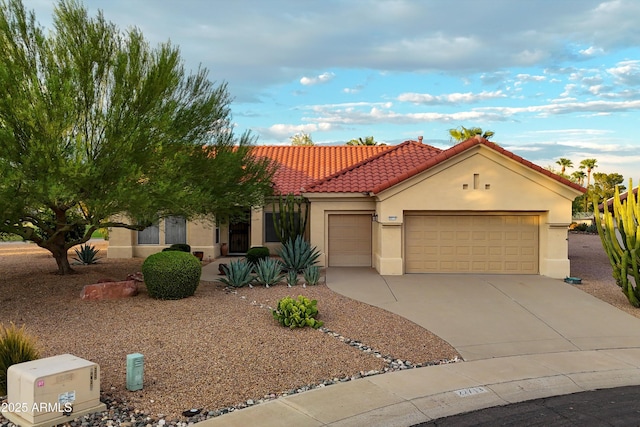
[126,353,144,391]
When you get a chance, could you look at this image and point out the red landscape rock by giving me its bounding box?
[81,280,139,300]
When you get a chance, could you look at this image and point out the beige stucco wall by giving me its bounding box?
[107,216,218,260]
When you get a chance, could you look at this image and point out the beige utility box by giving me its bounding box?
[1,354,106,427]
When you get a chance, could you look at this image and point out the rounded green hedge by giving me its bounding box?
[142,251,202,300]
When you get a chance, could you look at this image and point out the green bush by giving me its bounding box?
[303,266,321,286]
[217,259,255,288]
[246,246,270,266]
[73,244,101,265]
[254,258,284,288]
[574,223,588,232]
[272,295,324,329]
[142,251,202,300]
[169,243,191,253]
[0,323,40,396]
[277,236,321,273]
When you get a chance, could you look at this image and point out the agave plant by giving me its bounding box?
[73,244,101,265]
[303,265,321,286]
[277,236,321,273]
[254,258,285,288]
[217,259,255,288]
[286,269,299,287]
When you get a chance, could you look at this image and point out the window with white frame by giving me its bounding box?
[165,216,187,244]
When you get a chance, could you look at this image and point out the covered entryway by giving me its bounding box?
[405,214,539,274]
[328,214,372,267]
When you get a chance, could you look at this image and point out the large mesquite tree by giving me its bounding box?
[0,0,274,274]
[593,180,640,307]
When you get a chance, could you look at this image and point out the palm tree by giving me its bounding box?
[571,170,586,186]
[555,158,573,176]
[448,126,495,144]
[579,158,598,188]
[579,158,598,211]
[290,132,314,146]
[346,136,382,146]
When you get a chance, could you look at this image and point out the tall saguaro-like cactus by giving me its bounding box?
[593,180,640,307]
[272,194,309,243]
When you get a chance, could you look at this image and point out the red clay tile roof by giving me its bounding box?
[250,145,392,195]
[305,141,442,193]
[251,137,585,195]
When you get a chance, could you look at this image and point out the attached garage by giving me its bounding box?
[405,214,539,274]
[328,214,372,267]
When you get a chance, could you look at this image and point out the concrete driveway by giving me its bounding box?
[326,268,640,361]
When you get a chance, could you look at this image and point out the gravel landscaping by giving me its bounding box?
[0,241,458,426]
[0,232,636,426]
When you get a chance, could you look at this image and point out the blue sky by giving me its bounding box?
[29,0,640,183]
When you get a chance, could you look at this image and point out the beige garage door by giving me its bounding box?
[328,214,372,267]
[405,214,539,274]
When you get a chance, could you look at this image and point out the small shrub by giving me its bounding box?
[286,269,299,287]
[574,223,588,232]
[586,223,598,233]
[254,258,284,288]
[0,323,40,396]
[217,259,255,288]
[73,244,101,265]
[277,236,321,273]
[142,251,201,299]
[246,246,270,266]
[169,243,191,253]
[272,295,324,329]
[303,266,321,286]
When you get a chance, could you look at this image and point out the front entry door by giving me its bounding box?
[229,220,250,254]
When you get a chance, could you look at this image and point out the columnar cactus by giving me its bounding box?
[593,180,640,307]
[272,193,309,243]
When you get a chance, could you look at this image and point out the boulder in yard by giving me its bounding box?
[81,280,139,300]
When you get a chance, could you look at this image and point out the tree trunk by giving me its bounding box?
[51,246,75,275]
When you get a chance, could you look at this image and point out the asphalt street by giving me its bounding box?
[414,386,640,426]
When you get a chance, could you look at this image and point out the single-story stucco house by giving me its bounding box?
[108,136,585,278]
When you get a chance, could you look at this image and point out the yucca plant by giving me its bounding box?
[286,269,299,287]
[277,235,321,273]
[0,323,40,396]
[217,259,255,288]
[254,258,285,288]
[303,265,321,286]
[73,244,101,265]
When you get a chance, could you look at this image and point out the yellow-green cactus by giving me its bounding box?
[592,179,640,307]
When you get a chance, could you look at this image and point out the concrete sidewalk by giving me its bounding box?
[197,267,640,426]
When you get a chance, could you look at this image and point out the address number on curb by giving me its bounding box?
[454,387,488,397]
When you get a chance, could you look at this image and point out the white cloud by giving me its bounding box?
[579,46,605,56]
[397,90,506,105]
[607,60,640,85]
[300,72,335,86]
[516,74,546,83]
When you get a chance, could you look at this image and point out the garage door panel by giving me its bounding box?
[328,214,372,267]
[405,214,538,274]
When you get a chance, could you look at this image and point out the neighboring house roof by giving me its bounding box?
[252,137,585,196]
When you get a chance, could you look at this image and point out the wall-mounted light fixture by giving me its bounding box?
[372,213,378,222]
